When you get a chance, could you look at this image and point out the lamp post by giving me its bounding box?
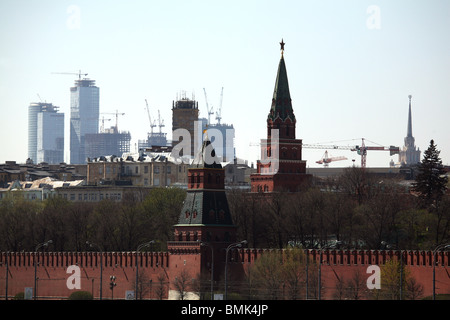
[2,251,9,300]
[318,240,341,300]
[110,275,116,300]
[135,240,154,300]
[198,240,214,300]
[34,240,52,300]
[86,241,103,300]
[224,240,247,300]
[433,243,450,300]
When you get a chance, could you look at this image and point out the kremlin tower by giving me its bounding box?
[251,39,311,192]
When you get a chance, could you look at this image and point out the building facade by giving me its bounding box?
[87,148,189,187]
[70,78,100,164]
[28,102,64,164]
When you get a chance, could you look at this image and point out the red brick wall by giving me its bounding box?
[1,249,449,300]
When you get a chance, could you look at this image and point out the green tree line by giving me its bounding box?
[0,187,186,252]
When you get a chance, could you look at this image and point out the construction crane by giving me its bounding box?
[203,88,214,125]
[101,110,125,132]
[145,99,157,134]
[303,138,400,168]
[216,87,224,125]
[100,116,112,133]
[51,70,88,80]
[157,110,165,133]
[316,150,347,167]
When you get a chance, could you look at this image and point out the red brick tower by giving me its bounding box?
[251,40,311,192]
[168,134,237,284]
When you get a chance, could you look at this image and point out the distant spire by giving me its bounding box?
[407,95,413,137]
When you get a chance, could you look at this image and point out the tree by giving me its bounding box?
[172,269,193,300]
[413,139,448,208]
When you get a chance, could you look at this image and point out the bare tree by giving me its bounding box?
[172,269,192,300]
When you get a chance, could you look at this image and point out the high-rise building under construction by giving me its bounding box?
[70,78,99,164]
[172,95,199,158]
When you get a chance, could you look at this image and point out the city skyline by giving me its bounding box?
[1,1,449,167]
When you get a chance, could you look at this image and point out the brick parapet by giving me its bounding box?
[0,251,170,268]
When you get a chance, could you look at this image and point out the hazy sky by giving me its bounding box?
[1,0,449,168]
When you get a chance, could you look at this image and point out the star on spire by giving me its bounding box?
[280,38,285,54]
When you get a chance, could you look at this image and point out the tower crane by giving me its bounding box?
[157,110,165,133]
[203,88,214,125]
[101,110,125,132]
[100,116,112,133]
[216,87,224,125]
[144,99,157,134]
[51,70,88,80]
[316,151,347,167]
[303,138,400,168]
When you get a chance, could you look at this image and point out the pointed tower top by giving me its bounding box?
[192,133,222,169]
[268,40,295,122]
[280,38,285,55]
[407,95,413,137]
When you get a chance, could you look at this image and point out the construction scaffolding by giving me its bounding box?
[85,128,131,159]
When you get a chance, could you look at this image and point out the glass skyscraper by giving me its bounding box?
[70,78,99,164]
[28,102,64,164]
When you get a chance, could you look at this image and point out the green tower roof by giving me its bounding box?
[268,40,295,122]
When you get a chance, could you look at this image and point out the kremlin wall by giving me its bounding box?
[0,249,449,300]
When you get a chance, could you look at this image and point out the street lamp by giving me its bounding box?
[86,241,103,300]
[2,251,9,300]
[135,240,154,300]
[198,240,214,300]
[318,240,341,300]
[433,243,450,300]
[34,240,52,300]
[110,275,117,299]
[224,240,247,300]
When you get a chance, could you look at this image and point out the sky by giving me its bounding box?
[0,0,449,168]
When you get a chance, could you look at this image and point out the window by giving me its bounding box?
[167,166,171,174]
[154,178,160,186]
[135,166,138,174]
[144,166,148,174]
[154,166,160,174]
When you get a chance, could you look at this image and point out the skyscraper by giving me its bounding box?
[28,102,64,164]
[398,95,421,166]
[70,78,100,164]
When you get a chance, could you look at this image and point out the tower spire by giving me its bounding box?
[280,38,285,56]
[407,94,413,137]
[268,39,294,122]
